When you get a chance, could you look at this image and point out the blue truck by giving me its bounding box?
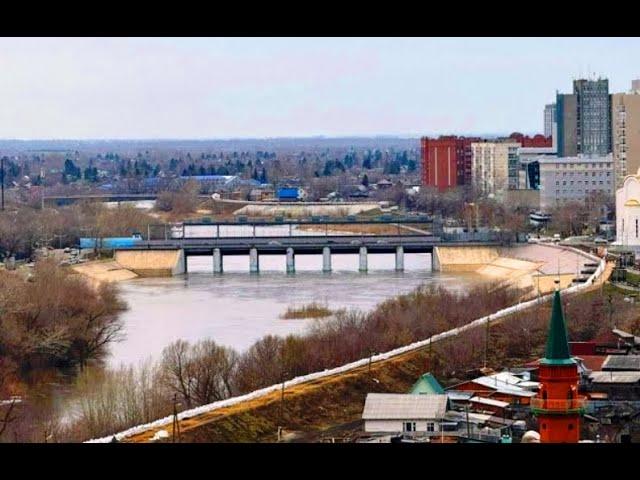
[80,234,143,249]
[276,187,306,202]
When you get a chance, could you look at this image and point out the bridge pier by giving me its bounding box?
[395,246,404,272]
[286,247,295,274]
[322,246,332,273]
[249,247,259,274]
[213,248,223,274]
[359,246,368,273]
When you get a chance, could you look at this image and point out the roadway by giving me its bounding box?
[116,235,499,256]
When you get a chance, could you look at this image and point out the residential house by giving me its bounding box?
[447,371,539,407]
[361,393,448,435]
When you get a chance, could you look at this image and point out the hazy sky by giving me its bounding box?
[2,37,639,139]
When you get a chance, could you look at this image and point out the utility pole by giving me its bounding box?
[172,394,181,443]
[280,366,287,423]
[1,156,4,211]
[484,315,491,369]
[465,404,471,440]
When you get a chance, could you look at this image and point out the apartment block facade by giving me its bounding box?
[420,136,479,191]
[539,154,614,209]
[471,141,520,197]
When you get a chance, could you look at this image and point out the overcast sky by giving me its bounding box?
[1,37,639,140]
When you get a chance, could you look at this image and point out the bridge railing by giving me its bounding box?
[148,221,435,241]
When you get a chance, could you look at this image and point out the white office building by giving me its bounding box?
[539,154,614,209]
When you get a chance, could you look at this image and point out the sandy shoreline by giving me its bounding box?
[71,260,138,285]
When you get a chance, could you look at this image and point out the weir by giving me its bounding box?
[112,229,504,276]
[112,244,508,276]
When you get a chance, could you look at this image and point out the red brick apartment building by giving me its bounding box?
[420,136,480,191]
[508,132,552,148]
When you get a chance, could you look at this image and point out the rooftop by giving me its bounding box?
[601,355,640,372]
[362,394,447,421]
[410,373,445,395]
[469,397,509,408]
[589,371,640,384]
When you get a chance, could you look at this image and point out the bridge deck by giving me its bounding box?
[116,235,500,256]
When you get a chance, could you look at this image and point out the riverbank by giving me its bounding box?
[71,260,138,284]
[109,260,613,443]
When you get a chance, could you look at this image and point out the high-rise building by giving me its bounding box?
[544,103,556,138]
[556,93,578,157]
[471,141,520,197]
[611,80,640,186]
[420,136,479,191]
[557,78,611,157]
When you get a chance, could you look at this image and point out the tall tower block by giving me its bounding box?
[531,289,583,443]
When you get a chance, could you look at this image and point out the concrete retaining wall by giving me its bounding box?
[432,246,500,272]
[114,249,185,277]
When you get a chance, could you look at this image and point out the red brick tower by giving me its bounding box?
[531,288,584,442]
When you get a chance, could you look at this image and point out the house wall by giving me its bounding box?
[364,420,441,433]
[616,173,640,247]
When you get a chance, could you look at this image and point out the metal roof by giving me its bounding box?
[612,329,635,340]
[410,373,445,395]
[470,397,509,408]
[601,355,640,371]
[362,394,447,420]
[589,371,640,384]
[445,391,474,401]
[471,374,539,397]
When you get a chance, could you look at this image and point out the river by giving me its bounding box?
[108,252,487,366]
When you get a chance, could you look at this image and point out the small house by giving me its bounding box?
[362,393,448,435]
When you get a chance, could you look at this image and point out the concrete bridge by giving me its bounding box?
[113,233,503,276]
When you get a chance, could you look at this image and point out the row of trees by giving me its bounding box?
[0,260,127,372]
[0,203,156,260]
[59,282,525,440]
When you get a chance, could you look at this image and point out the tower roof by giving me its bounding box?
[541,290,576,366]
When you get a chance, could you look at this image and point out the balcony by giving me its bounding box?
[530,397,585,415]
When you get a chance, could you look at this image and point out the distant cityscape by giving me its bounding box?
[420,77,640,211]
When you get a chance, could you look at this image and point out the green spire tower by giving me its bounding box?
[540,290,576,366]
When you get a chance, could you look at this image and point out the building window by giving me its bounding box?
[403,422,416,432]
[426,422,436,432]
